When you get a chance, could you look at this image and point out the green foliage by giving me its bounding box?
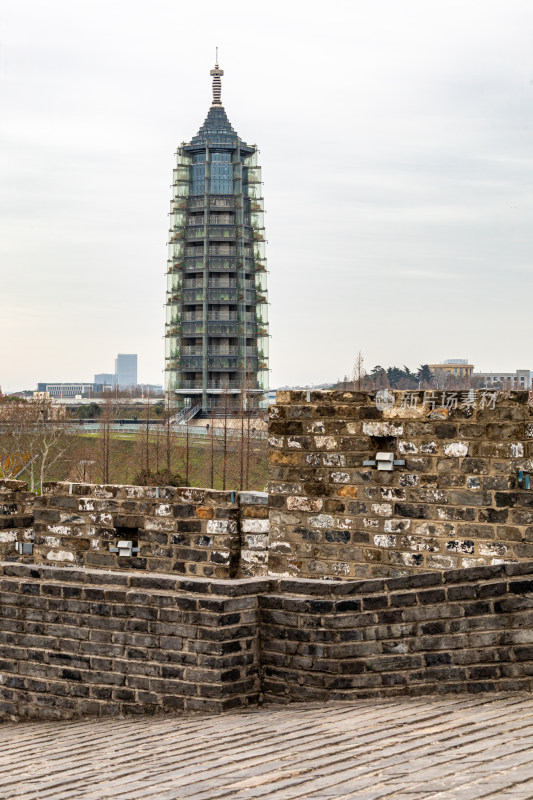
[74,403,102,420]
[1,395,28,403]
[342,363,435,390]
[133,468,186,487]
[417,364,433,384]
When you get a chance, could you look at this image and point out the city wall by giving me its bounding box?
[0,481,268,579]
[2,390,533,720]
[3,390,533,582]
[0,560,531,720]
[269,390,533,579]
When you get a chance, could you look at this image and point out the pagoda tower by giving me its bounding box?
[164,60,269,414]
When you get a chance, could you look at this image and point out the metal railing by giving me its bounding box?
[171,401,202,425]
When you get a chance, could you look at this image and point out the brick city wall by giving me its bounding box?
[260,562,533,703]
[0,561,531,720]
[0,480,35,558]
[0,563,265,720]
[3,388,533,586]
[0,482,268,580]
[269,390,533,579]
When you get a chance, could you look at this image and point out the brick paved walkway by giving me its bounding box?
[1,695,533,799]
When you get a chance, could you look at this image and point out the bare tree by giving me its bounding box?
[209,405,215,489]
[245,389,252,491]
[0,399,79,491]
[221,390,231,491]
[144,390,151,476]
[0,400,36,481]
[353,351,366,391]
[184,421,191,487]
[99,399,111,483]
[164,390,174,477]
[35,414,78,492]
[239,389,245,491]
[432,370,451,391]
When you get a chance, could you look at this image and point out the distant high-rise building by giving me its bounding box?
[164,59,269,413]
[94,373,116,387]
[115,354,137,388]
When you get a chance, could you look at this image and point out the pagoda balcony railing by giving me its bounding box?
[208,311,238,321]
[211,347,239,356]
[208,279,236,288]
[176,346,257,358]
[180,356,203,370]
[207,322,240,336]
[209,245,236,256]
[209,215,234,225]
[182,257,204,270]
[180,257,245,272]
[180,381,243,391]
[208,289,238,303]
[207,358,240,370]
[188,197,206,210]
[180,381,203,390]
[182,289,203,303]
[209,257,238,270]
[181,322,204,335]
[186,227,206,239]
[210,197,234,209]
[208,226,237,240]
[182,279,237,290]
[207,381,237,390]
[185,224,239,239]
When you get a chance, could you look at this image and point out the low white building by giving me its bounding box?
[474,369,532,389]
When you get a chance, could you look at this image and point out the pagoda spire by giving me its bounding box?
[210,50,224,106]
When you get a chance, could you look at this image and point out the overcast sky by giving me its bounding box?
[1,0,533,392]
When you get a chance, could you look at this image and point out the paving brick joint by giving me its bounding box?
[1,695,533,799]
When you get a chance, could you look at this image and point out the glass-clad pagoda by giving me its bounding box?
[165,60,269,413]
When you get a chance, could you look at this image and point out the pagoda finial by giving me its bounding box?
[210,52,224,106]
